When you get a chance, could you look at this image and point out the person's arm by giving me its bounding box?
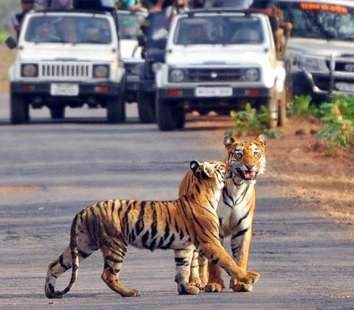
[126,0,143,11]
[149,0,164,12]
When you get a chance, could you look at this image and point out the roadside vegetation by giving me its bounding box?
[228,94,354,156]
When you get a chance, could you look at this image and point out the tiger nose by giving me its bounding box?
[245,164,254,170]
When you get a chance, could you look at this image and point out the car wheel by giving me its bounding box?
[50,108,65,119]
[10,93,27,125]
[107,96,125,123]
[156,94,176,131]
[137,92,156,123]
[174,107,185,129]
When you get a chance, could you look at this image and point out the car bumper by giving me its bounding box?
[11,81,122,97]
[157,86,272,100]
[293,70,354,102]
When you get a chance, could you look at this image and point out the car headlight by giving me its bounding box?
[93,65,109,78]
[244,68,259,81]
[152,62,163,73]
[169,69,184,82]
[21,64,38,77]
[293,56,328,73]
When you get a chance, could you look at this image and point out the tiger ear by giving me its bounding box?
[223,136,239,151]
[223,136,234,150]
[190,160,201,174]
[255,134,267,147]
[201,162,214,178]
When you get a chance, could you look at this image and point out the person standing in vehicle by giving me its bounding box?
[12,0,35,39]
[116,0,143,12]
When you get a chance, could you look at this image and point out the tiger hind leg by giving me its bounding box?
[45,232,96,298]
[174,247,199,294]
[188,250,203,289]
[101,246,139,297]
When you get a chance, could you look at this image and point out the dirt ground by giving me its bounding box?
[0,45,353,224]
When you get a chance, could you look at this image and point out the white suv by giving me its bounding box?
[155,9,288,131]
[6,9,125,124]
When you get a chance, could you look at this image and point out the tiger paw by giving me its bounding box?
[178,283,200,295]
[204,282,225,293]
[189,278,204,290]
[241,271,260,285]
[230,281,253,292]
[121,289,140,297]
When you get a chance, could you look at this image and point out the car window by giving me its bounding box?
[279,1,354,41]
[117,14,145,39]
[174,15,263,45]
[25,15,112,44]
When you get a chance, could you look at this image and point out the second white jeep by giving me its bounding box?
[155,9,288,131]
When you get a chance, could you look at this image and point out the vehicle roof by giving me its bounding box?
[276,0,354,7]
[178,9,267,17]
[31,9,112,16]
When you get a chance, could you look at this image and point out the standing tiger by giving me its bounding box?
[178,134,267,293]
[45,160,260,298]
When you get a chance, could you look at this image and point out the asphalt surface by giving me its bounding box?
[0,94,353,310]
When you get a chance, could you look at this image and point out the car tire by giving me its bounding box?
[156,94,176,131]
[107,96,125,123]
[10,93,27,125]
[50,108,65,119]
[137,92,156,123]
[174,106,185,129]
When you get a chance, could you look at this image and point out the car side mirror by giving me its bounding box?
[5,36,17,49]
[137,34,146,47]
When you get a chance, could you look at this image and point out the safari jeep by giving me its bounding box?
[116,10,146,105]
[278,0,354,104]
[155,9,289,131]
[6,6,125,124]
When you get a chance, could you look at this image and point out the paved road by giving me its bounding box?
[0,95,353,310]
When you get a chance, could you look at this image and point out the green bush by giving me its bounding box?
[227,103,282,138]
[287,95,318,119]
[0,28,10,45]
[316,95,354,151]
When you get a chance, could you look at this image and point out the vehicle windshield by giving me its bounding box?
[117,13,145,39]
[174,16,264,45]
[279,2,354,41]
[24,15,112,44]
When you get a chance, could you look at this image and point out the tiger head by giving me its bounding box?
[223,134,267,184]
[190,160,232,190]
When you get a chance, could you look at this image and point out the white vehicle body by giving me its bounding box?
[8,9,126,124]
[278,0,354,103]
[155,10,287,131]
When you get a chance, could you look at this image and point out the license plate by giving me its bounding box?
[195,87,233,97]
[50,83,79,96]
[335,82,354,92]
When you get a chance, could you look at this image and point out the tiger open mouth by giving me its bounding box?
[236,168,257,180]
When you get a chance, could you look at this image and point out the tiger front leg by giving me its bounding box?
[203,234,225,292]
[174,247,200,294]
[199,243,259,287]
[229,226,254,292]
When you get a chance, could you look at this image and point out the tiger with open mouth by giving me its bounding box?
[178,134,267,293]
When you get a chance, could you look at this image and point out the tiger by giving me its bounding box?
[178,134,267,293]
[44,160,260,299]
